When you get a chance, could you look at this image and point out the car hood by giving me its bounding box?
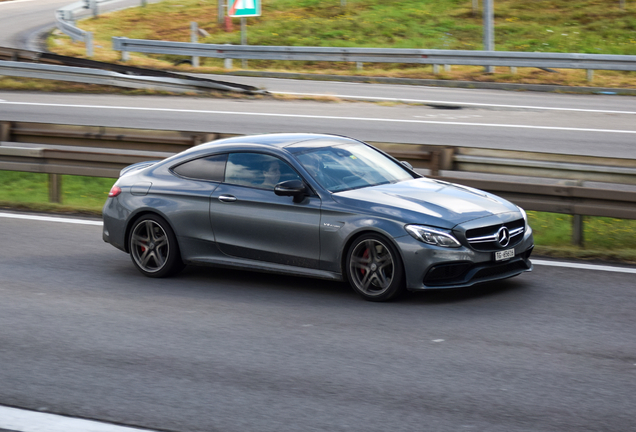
[333,178,519,229]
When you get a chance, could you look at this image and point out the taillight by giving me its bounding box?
[108,185,122,198]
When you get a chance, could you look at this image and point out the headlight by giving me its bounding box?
[405,225,461,248]
[518,206,528,228]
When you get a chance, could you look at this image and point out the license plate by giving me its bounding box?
[495,248,515,261]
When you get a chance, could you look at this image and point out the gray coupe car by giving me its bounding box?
[103,133,533,301]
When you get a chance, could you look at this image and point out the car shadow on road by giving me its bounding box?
[175,265,527,305]
[402,278,529,305]
[178,265,354,297]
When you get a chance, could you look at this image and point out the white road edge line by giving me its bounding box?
[0,0,37,6]
[1,212,635,274]
[0,212,103,226]
[1,101,635,134]
[532,259,636,274]
[0,405,157,432]
[273,92,636,115]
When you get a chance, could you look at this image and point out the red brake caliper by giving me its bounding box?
[360,249,369,275]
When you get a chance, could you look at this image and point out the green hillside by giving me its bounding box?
[46,0,636,86]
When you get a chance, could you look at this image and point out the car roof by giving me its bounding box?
[195,133,358,151]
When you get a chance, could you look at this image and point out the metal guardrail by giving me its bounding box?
[0,46,263,94]
[0,121,232,154]
[56,0,144,56]
[0,59,262,93]
[56,1,94,54]
[433,176,636,221]
[1,122,635,224]
[112,38,636,78]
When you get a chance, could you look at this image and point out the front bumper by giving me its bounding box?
[399,227,534,291]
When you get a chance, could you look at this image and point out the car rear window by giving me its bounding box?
[171,154,227,182]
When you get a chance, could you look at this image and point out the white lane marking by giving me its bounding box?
[1,101,635,134]
[532,259,636,274]
[0,0,36,5]
[0,405,158,432]
[3,212,636,274]
[0,212,103,226]
[274,92,636,115]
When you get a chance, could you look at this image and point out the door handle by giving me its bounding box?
[218,195,237,203]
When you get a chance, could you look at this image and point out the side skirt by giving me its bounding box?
[185,256,344,282]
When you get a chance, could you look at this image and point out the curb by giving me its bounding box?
[210,70,636,96]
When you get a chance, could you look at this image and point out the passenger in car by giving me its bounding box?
[261,159,281,189]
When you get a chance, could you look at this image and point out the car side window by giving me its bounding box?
[225,153,301,190]
[171,154,227,182]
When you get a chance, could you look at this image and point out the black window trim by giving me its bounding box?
[169,153,228,183]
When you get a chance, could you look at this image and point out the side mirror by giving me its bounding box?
[401,161,414,170]
[274,179,308,203]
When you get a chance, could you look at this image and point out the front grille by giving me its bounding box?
[465,218,525,251]
[422,253,532,288]
[424,262,473,285]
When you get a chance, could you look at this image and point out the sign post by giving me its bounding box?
[228,0,261,68]
[483,0,494,73]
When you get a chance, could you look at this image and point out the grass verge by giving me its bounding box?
[1,171,634,263]
[44,0,636,89]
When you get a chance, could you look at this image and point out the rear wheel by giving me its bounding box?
[346,234,405,302]
[129,214,184,278]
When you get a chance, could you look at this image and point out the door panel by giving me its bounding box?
[210,185,321,269]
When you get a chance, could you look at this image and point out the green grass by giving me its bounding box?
[528,211,636,262]
[1,170,635,262]
[66,0,636,54]
[0,171,114,212]
[44,0,636,88]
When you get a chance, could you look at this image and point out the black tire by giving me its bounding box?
[345,233,405,302]
[128,214,185,278]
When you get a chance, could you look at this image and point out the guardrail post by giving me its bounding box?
[86,32,94,58]
[114,37,130,62]
[191,22,200,67]
[356,62,363,71]
[510,66,517,74]
[565,180,584,246]
[440,147,455,171]
[444,65,451,72]
[49,174,62,204]
[586,69,594,82]
[90,0,99,18]
[572,214,584,246]
[0,121,10,142]
[433,64,440,74]
[224,58,233,69]
[430,151,441,176]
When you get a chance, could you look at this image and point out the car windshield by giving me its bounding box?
[294,143,414,192]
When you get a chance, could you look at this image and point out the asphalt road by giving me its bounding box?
[0,0,165,51]
[1,215,635,432]
[1,91,636,159]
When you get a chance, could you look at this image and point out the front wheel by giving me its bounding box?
[129,214,185,278]
[345,234,405,302]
